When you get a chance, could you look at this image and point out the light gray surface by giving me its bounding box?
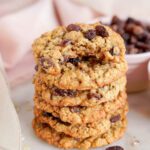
[11,81,150,150]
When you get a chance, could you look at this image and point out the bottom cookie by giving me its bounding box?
[33,117,127,150]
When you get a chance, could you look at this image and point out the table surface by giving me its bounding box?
[11,81,150,150]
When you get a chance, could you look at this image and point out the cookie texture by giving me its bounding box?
[34,61,127,90]
[34,105,128,139]
[32,23,126,75]
[33,117,127,150]
[34,92,127,125]
[34,76,126,106]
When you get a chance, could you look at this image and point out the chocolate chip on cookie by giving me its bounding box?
[84,29,96,40]
[39,57,54,69]
[60,39,72,46]
[67,24,81,32]
[42,112,52,117]
[87,93,101,100]
[70,107,81,113]
[53,88,77,97]
[95,25,109,37]
[110,114,121,123]
[35,65,38,71]
[66,58,80,66]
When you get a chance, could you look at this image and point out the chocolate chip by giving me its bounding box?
[87,93,101,100]
[53,88,77,97]
[135,42,150,50]
[106,146,124,150]
[70,107,81,113]
[60,39,72,46]
[39,57,54,69]
[84,29,96,40]
[67,24,81,32]
[95,25,109,37]
[35,65,38,71]
[126,17,142,26]
[126,45,139,54]
[107,15,150,54]
[109,48,119,56]
[42,112,52,117]
[111,16,124,26]
[66,58,80,66]
[110,114,121,123]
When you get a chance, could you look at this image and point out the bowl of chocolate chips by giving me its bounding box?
[101,16,150,92]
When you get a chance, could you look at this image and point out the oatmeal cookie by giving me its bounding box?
[34,92,127,125]
[34,76,126,106]
[32,23,126,75]
[34,61,127,90]
[32,116,127,150]
[34,106,128,139]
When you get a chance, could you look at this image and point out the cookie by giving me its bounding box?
[32,116,127,150]
[34,92,127,125]
[32,22,126,76]
[34,76,126,106]
[34,105,128,139]
[33,61,127,90]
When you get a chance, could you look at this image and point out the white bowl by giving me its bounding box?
[99,16,150,92]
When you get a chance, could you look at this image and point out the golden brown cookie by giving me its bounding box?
[33,61,127,90]
[34,92,127,125]
[34,105,128,139]
[33,116,127,150]
[32,23,126,76]
[34,76,126,106]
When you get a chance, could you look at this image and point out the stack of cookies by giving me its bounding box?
[32,22,128,150]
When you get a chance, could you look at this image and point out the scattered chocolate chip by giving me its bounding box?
[53,88,77,97]
[84,29,96,40]
[35,65,38,71]
[60,39,72,46]
[106,146,124,150]
[95,25,109,37]
[66,58,80,66]
[87,93,101,100]
[70,107,81,113]
[67,24,81,32]
[110,114,121,123]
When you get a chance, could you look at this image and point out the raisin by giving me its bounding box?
[110,115,121,123]
[42,112,52,117]
[39,57,54,69]
[84,29,96,40]
[67,24,81,32]
[60,39,72,46]
[87,93,101,100]
[67,58,80,66]
[95,25,109,37]
[53,88,77,97]
[106,146,124,150]
[70,107,81,113]
[35,65,38,71]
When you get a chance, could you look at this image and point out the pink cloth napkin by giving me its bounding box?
[0,0,100,87]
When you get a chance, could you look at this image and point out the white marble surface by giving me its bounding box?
[11,81,150,150]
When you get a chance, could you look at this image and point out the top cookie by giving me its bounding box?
[32,22,126,75]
